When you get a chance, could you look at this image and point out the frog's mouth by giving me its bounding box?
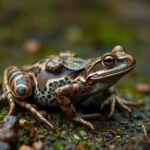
[90,65,136,80]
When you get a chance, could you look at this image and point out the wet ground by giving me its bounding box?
[0,84,150,150]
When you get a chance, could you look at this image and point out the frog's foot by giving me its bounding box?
[73,113,101,130]
[15,100,54,130]
[101,94,137,118]
[0,92,16,115]
[73,115,95,130]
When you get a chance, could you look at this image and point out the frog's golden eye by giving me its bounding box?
[102,55,117,68]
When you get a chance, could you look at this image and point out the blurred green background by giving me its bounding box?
[0,0,150,82]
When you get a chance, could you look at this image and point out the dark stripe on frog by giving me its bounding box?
[9,73,22,85]
[39,59,46,64]
[16,86,26,96]
[74,60,84,65]
[8,69,19,81]
[35,67,42,77]
[16,77,29,86]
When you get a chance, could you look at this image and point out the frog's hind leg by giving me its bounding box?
[15,100,54,129]
[4,67,54,129]
[3,66,32,114]
[2,68,16,114]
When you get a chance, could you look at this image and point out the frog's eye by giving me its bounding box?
[102,55,117,68]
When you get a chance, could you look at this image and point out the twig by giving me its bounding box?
[141,121,147,136]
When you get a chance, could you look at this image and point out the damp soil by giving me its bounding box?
[0,87,150,150]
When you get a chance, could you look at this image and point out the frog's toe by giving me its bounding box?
[107,97,116,119]
[80,113,101,119]
[101,94,137,118]
[118,98,137,106]
[116,96,132,116]
[101,94,115,110]
[73,115,95,130]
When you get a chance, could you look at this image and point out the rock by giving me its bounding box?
[0,141,11,150]
[0,128,18,146]
[32,141,44,150]
[122,134,150,150]
[0,115,19,147]
[3,115,19,131]
[19,119,30,127]
[19,145,33,150]
[136,83,150,93]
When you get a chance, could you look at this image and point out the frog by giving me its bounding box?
[0,45,136,130]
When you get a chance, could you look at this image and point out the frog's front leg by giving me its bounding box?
[101,87,137,118]
[56,82,101,130]
[2,66,54,129]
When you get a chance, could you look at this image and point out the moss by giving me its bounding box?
[53,142,64,150]
[83,140,94,148]
[115,135,122,143]
[23,126,31,135]
[38,127,48,134]
[19,136,29,145]
[79,130,87,137]
[0,110,8,124]
[54,131,66,140]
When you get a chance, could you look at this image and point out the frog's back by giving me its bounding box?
[24,58,83,106]
[62,56,92,71]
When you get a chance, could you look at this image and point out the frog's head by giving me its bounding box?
[86,45,136,84]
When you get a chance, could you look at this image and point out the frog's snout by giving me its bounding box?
[129,55,136,67]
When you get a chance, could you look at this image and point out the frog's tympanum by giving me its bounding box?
[0,45,136,130]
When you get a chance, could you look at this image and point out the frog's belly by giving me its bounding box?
[34,90,59,106]
[33,78,72,106]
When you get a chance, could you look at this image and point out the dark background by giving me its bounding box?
[0,0,150,86]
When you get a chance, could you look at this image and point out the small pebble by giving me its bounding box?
[24,39,40,53]
[32,141,44,150]
[0,141,11,150]
[19,145,33,150]
[0,127,18,146]
[3,115,18,130]
[19,119,29,127]
[136,83,150,93]
[29,128,37,142]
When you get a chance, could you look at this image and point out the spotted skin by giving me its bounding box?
[46,57,63,73]
[0,48,136,130]
[34,77,72,106]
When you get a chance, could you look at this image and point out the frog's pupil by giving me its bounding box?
[103,56,116,67]
[105,58,113,62]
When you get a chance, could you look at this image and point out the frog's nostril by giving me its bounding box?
[124,58,129,63]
